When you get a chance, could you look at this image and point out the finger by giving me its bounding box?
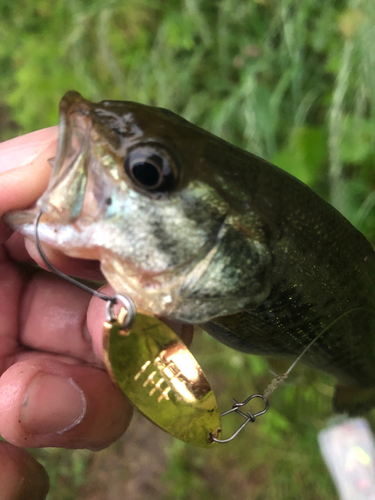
[0,220,12,246]
[0,127,106,279]
[1,249,193,367]
[0,258,99,365]
[3,232,30,263]
[0,256,24,365]
[0,128,57,246]
[0,354,133,450]
[0,127,58,219]
[0,441,49,500]
[9,271,193,367]
[18,272,96,364]
[0,127,58,174]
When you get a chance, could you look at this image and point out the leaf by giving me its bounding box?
[271,126,327,186]
[339,114,375,164]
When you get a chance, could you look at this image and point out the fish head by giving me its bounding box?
[5,91,272,322]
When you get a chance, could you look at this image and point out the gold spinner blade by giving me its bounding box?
[103,311,221,448]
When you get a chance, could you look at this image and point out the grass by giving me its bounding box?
[2,0,375,498]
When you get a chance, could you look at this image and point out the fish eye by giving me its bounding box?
[124,144,178,193]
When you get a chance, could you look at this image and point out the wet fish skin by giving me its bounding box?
[6,91,273,323]
[5,91,375,414]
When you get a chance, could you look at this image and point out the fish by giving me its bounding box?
[5,90,375,415]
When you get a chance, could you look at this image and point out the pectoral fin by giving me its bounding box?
[333,384,375,415]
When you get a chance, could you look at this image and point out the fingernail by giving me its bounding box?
[20,373,86,435]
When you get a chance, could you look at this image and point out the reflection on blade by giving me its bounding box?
[103,311,221,448]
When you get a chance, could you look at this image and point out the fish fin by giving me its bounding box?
[333,384,375,416]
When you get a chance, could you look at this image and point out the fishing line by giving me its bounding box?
[213,307,369,443]
[263,306,367,399]
[213,306,371,443]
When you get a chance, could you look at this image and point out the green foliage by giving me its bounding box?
[30,448,91,500]
[1,0,374,240]
[272,126,327,185]
[2,0,375,498]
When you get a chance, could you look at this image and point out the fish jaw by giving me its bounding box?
[5,92,94,235]
[4,207,39,239]
[4,91,273,323]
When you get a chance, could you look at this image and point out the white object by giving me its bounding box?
[319,418,375,500]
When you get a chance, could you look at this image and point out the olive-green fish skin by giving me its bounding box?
[5,91,375,413]
[199,128,375,402]
[205,173,375,390]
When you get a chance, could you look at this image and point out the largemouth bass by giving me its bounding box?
[5,91,375,415]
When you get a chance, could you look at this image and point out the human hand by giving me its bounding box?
[0,127,168,499]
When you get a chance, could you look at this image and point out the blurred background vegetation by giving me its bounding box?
[1,0,375,498]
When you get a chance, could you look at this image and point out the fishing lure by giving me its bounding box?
[34,210,269,447]
[33,209,349,447]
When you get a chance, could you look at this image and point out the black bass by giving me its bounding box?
[5,91,375,414]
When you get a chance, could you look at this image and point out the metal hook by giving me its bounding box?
[34,210,136,327]
[211,394,269,444]
[34,211,111,301]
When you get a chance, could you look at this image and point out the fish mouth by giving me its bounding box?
[42,91,92,212]
[50,91,92,181]
[4,92,233,323]
[5,91,93,235]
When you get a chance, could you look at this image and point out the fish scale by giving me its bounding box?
[5,90,375,416]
